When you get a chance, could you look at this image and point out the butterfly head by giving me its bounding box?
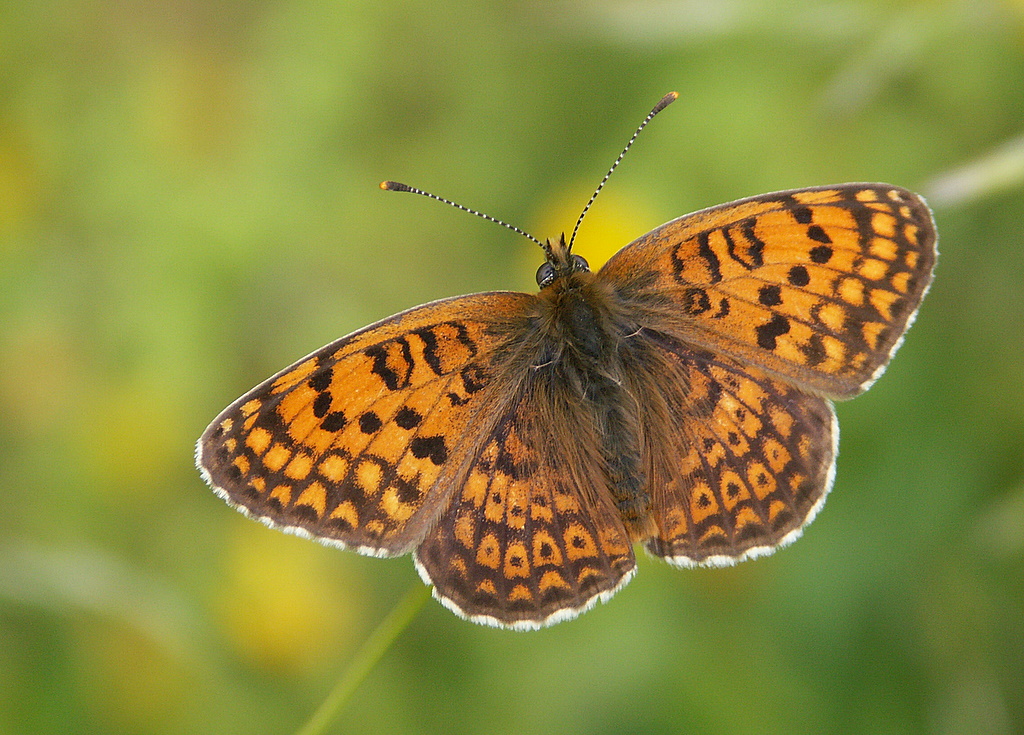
[537,233,590,289]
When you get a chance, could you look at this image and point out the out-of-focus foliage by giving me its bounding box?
[2,1,1022,733]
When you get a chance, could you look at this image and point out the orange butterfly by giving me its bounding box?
[197,93,936,629]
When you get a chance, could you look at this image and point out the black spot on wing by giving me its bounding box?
[460,364,487,394]
[363,336,419,391]
[394,406,422,429]
[394,474,421,503]
[683,287,712,315]
[308,369,333,392]
[410,435,448,466]
[807,225,832,245]
[810,244,833,263]
[312,392,332,418]
[792,206,813,224]
[804,333,826,367]
[788,265,810,287]
[359,411,383,434]
[756,314,790,350]
[758,285,782,306]
[321,411,347,432]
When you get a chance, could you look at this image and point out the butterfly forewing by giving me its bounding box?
[598,184,937,398]
[197,292,532,556]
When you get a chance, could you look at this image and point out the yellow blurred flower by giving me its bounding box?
[528,185,659,272]
[213,520,367,675]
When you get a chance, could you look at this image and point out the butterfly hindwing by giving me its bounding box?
[598,184,937,398]
[637,333,837,566]
[414,396,636,629]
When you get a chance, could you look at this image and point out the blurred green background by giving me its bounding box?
[2,1,1023,733]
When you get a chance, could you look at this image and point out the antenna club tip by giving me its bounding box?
[654,92,679,113]
[380,180,404,191]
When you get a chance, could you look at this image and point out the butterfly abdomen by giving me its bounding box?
[596,383,649,530]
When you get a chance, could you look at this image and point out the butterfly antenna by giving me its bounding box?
[566,91,678,252]
[380,180,545,248]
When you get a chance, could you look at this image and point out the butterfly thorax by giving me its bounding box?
[532,249,650,535]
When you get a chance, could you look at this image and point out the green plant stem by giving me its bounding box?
[295,583,431,735]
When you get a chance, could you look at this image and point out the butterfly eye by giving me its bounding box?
[536,262,557,288]
[571,254,590,272]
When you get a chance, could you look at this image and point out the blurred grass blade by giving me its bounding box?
[295,583,431,735]
[924,133,1024,208]
[0,540,204,662]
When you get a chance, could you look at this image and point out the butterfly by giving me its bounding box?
[197,93,937,630]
